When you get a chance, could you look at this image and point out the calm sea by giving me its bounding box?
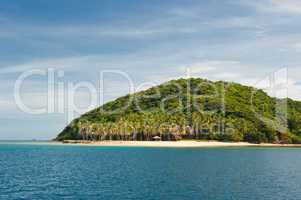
[0,141,301,200]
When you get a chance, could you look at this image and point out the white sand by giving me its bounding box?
[62,140,301,148]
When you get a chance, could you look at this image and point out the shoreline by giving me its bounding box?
[62,140,301,148]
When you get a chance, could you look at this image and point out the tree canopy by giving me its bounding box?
[56,78,301,144]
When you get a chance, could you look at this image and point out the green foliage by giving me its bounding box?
[56,78,301,144]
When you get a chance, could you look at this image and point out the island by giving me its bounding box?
[56,78,301,146]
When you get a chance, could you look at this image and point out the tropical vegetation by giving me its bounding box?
[56,78,301,144]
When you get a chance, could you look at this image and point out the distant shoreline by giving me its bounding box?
[62,140,301,148]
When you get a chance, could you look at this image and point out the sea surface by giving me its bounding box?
[0,141,301,200]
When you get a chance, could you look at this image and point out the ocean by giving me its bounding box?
[0,142,301,200]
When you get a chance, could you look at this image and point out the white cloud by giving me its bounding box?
[182,60,240,75]
[0,19,203,42]
[180,60,246,82]
[0,56,96,74]
[294,43,301,52]
[185,62,216,74]
[0,100,14,107]
[243,0,301,15]
[210,17,264,29]
[288,82,301,100]
[269,0,301,14]
[213,72,241,79]
[0,100,16,110]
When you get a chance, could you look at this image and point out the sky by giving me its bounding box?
[0,0,301,140]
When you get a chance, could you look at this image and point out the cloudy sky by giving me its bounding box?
[0,0,301,140]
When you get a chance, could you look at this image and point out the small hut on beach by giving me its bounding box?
[153,136,161,141]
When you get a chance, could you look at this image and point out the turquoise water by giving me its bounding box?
[0,142,301,200]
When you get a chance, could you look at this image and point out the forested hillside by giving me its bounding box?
[56,78,301,144]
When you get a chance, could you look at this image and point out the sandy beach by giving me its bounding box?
[62,140,301,148]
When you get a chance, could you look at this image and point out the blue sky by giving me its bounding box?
[0,0,301,140]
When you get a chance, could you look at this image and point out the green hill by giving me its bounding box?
[56,78,301,144]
